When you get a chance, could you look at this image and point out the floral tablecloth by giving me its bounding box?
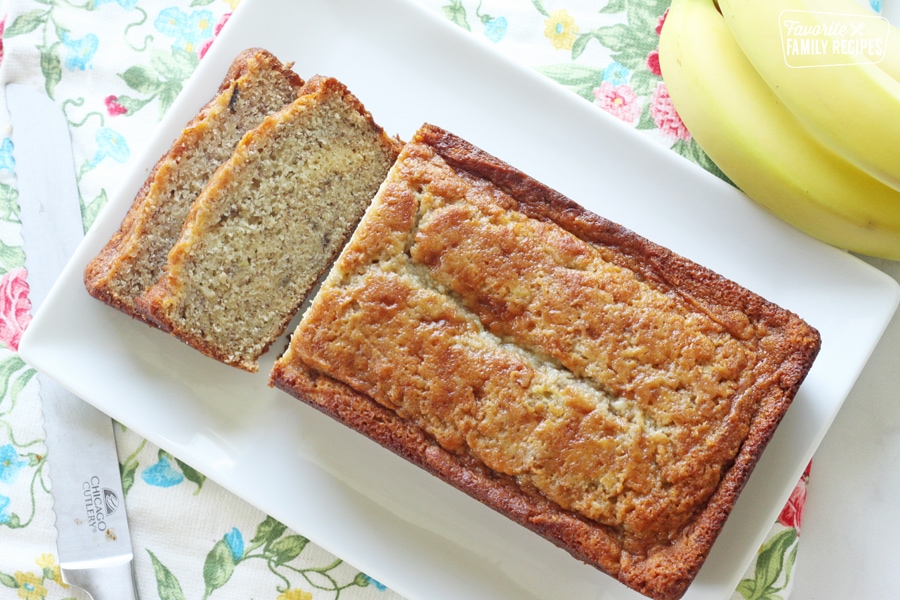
[0,1,809,599]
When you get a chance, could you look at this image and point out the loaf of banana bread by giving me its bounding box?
[270,123,821,600]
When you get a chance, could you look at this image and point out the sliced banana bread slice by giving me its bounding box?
[137,75,403,372]
[84,48,305,318]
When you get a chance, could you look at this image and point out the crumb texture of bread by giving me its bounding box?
[83,48,305,317]
[271,124,821,600]
[139,76,403,372]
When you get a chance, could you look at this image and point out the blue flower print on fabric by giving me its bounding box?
[601,62,630,86]
[0,138,15,172]
[87,128,130,168]
[362,574,387,591]
[0,494,10,524]
[155,7,216,54]
[0,444,27,484]
[483,16,508,42]
[141,455,184,488]
[60,31,99,71]
[224,527,244,561]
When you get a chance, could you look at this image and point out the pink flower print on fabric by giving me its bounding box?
[656,9,669,36]
[105,95,128,116]
[0,268,32,351]
[593,81,641,125]
[649,11,668,83]
[650,82,690,141]
[646,49,661,77]
[0,18,6,66]
[199,12,232,59]
[779,461,811,532]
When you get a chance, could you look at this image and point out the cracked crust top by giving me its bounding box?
[270,123,821,600]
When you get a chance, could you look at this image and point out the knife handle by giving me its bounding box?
[62,559,139,600]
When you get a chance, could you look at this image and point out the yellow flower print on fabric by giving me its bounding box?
[277,589,313,600]
[36,553,66,587]
[544,9,579,51]
[13,571,46,600]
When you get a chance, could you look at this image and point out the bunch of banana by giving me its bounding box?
[720,0,900,188]
[658,0,900,259]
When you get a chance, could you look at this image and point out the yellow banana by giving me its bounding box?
[658,0,900,259]
[717,0,900,192]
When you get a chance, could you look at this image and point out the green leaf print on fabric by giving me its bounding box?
[736,528,799,600]
[0,571,16,589]
[146,516,382,599]
[82,188,108,232]
[110,93,154,114]
[3,7,62,98]
[4,3,103,98]
[203,538,236,597]
[441,0,471,31]
[0,357,34,409]
[120,64,162,94]
[119,437,145,496]
[600,0,627,13]
[174,456,207,494]
[531,0,549,17]
[149,549,189,600]
[3,8,47,39]
[119,454,138,495]
[39,43,62,98]
[0,241,25,275]
[119,48,199,117]
[269,535,309,566]
[251,515,288,546]
[575,0,669,68]
[3,10,46,37]
[0,183,21,224]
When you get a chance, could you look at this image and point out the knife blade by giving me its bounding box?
[8,83,139,600]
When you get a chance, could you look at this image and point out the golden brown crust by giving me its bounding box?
[270,358,629,574]
[271,124,820,600]
[83,48,305,321]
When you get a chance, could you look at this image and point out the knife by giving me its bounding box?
[7,83,139,600]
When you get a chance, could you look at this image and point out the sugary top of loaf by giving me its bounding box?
[274,123,820,600]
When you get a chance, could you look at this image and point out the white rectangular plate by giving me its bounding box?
[19,0,900,598]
